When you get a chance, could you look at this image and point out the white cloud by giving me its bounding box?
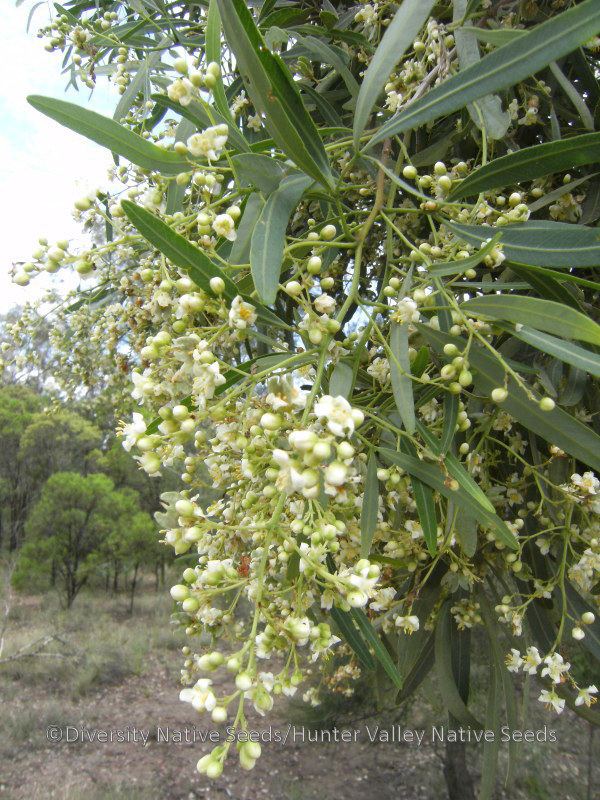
[1,3,117,312]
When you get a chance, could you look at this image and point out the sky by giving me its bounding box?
[1,2,115,313]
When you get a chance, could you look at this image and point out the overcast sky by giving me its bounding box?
[1,2,115,313]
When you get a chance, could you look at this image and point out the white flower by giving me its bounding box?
[395,615,420,634]
[314,293,336,315]
[505,649,523,673]
[571,471,599,495]
[538,689,565,714]
[522,646,542,675]
[370,587,396,612]
[366,357,390,385]
[180,679,217,712]
[541,652,570,684]
[131,369,154,403]
[283,616,311,645]
[325,461,348,487]
[314,395,364,437]
[247,113,263,131]
[575,685,598,707]
[391,297,420,325]
[386,90,402,113]
[120,412,146,451]
[212,213,237,241]
[228,295,257,330]
[192,362,226,408]
[167,77,194,106]
[186,124,229,161]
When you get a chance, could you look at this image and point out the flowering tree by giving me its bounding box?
[13,0,600,792]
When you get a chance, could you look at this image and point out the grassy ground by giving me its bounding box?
[0,579,597,800]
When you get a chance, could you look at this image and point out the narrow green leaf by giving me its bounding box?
[460,26,525,47]
[329,359,354,398]
[453,0,510,140]
[360,453,379,559]
[368,0,600,147]
[429,234,502,277]
[378,447,517,548]
[121,200,237,297]
[295,35,359,99]
[250,174,312,305]
[434,602,483,729]
[353,0,435,145]
[231,153,288,194]
[419,324,600,472]
[401,440,438,556]
[462,295,600,346]
[415,420,496,514]
[217,0,333,189]
[389,322,416,434]
[480,660,501,800]
[329,607,376,670]
[229,193,264,265]
[351,608,403,690]
[440,393,459,455]
[206,0,233,121]
[509,326,600,378]
[450,133,600,199]
[447,219,600,268]
[28,95,189,175]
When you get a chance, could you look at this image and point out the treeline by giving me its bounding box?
[0,385,176,609]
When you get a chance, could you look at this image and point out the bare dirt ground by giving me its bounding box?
[0,657,446,800]
[0,589,596,800]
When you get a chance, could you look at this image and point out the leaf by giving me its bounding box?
[415,420,496,514]
[206,0,233,121]
[231,153,288,193]
[217,0,333,189]
[508,326,600,378]
[294,35,359,99]
[229,193,264,265]
[378,447,517,548]
[351,608,404,690]
[389,322,416,434]
[27,95,189,175]
[329,607,375,670]
[462,295,600,346]
[429,234,502,277]
[401,440,438,556]
[434,602,483,729]
[480,660,501,800]
[353,0,435,145]
[121,200,238,297]
[453,0,510,140]
[113,45,167,123]
[367,0,600,147]
[450,133,600,199]
[456,515,477,557]
[250,174,312,305]
[440,393,459,455]
[166,118,196,213]
[460,26,525,47]
[329,359,354,398]
[418,324,600,472]
[360,453,379,558]
[447,219,600,268]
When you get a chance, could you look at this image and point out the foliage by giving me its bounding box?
[16,472,154,607]
[12,0,600,791]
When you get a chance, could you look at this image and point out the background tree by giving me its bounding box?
[17,472,145,607]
